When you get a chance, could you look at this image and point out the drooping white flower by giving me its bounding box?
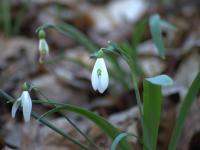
[38,30,49,63]
[11,91,32,122]
[39,38,49,55]
[91,58,109,93]
[38,38,49,63]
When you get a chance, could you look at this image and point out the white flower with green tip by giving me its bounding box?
[39,38,49,55]
[91,58,109,93]
[11,91,32,122]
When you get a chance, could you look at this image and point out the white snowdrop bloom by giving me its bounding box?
[91,58,109,93]
[39,39,49,55]
[38,38,49,63]
[11,91,32,122]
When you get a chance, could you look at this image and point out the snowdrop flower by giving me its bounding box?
[91,58,109,93]
[39,39,49,55]
[38,30,49,63]
[11,91,32,122]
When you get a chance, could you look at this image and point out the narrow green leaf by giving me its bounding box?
[143,79,162,150]
[146,75,173,86]
[58,23,98,51]
[36,23,98,52]
[39,104,133,150]
[111,133,129,150]
[120,42,143,76]
[132,18,148,50]
[168,71,200,150]
[130,18,148,76]
[149,14,165,59]
[159,19,177,31]
[1,0,11,36]
[111,132,139,150]
[109,56,130,89]
[13,0,30,34]
[119,42,133,56]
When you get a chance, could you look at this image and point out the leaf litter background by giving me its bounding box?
[0,0,200,150]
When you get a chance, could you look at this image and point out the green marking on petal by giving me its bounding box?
[97,69,102,78]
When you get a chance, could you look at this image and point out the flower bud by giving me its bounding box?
[38,30,46,39]
[38,38,49,63]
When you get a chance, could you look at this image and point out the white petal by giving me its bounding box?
[91,58,102,91]
[98,59,109,93]
[21,91,32,122]
[11,98,21,118]
[39,39,49,54]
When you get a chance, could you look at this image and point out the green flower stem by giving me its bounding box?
[131,73,151,150]
[131,72,145,132]
[32,99,64,105]
[0,89,90,150]
[33,88,101,150]
[131,73,143,116]
[115,44,144,134]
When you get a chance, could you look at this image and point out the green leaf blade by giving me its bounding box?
[145,74,173,86]
[36,23,98,52]
[39,104,133,150]
[111,133,129,150]
[168,71,200,150]
[149,14,165,59]
[143,79,162,150]
[58,23,98,51]
[159,19,177,31]
[132,18,148,50]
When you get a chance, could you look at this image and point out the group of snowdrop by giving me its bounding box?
[11,30,109,122]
